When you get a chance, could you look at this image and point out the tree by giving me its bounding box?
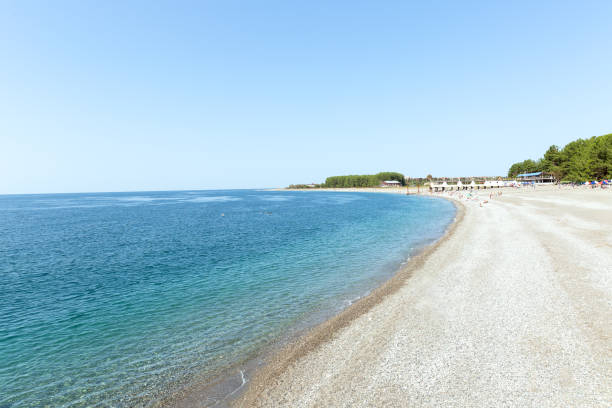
[507,159,541,177]
[587,134,612,179]
[542,145,561,171]
[322,172,406,188]
[508,133,612,182]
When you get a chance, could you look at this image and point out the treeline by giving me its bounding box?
[287,184,320,189]
[323,172,405,188]
[508,133,612,182]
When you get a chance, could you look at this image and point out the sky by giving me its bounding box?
[1,1,611,194]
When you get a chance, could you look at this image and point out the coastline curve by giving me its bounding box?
[230,196,464,407]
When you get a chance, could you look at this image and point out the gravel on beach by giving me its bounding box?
[235,187,612,407]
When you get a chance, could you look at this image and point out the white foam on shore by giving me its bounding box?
[230,370,247,396]
[213,370,248,407]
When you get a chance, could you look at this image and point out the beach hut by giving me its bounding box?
[516,172,555,184]
[470,180,476,189]
[456,180,463,190]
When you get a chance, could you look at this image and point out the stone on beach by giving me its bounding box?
[235,186,612,407]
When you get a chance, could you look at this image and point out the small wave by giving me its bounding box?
[188,196,242,203]
[258,196,293,202]
[211,369,248,407]
[115,197,178,202]
[8,204,113,211]
[317,195,364,205]
[227,370,247,397]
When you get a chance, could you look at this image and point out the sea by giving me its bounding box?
[0,190,455,407]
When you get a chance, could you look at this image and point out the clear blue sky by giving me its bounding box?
[1,1,611,193]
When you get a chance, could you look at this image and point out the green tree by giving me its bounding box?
[587,134,612,179]
[508,133,612,182]
[561,138,590,182]
[542,145,561,171]
[322,172,406,188]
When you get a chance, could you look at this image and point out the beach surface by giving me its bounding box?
[235,186,612,407]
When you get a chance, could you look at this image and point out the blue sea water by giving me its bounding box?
[0,190,455,407]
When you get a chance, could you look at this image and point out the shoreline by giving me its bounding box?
[161,193,461,408]
[231,186,611,406]
[231,196,465,407]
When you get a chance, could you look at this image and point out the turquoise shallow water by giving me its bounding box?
[0,190,455,407]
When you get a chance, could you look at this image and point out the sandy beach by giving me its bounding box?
[235,186,612,407]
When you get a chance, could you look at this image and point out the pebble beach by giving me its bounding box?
[235,186,612,407]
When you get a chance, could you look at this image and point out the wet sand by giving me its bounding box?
[234,186,612,407]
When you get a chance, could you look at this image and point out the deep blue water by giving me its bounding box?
[0,190,455,407]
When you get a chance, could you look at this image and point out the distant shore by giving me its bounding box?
[234,186,612,407]
[272,186,421,194]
